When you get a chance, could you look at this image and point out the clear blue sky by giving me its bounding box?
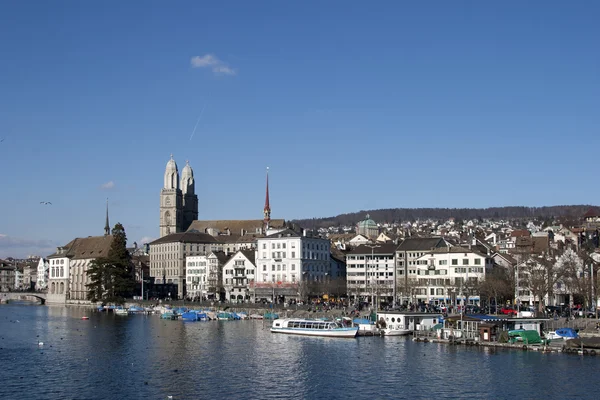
[1,1,598,258]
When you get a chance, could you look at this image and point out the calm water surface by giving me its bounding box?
[1,304,599,399]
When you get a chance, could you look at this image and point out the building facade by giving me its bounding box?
[346,243,396,306]
[46,235,114,303]
[414,247,494,306]
[254,229,331,302]
[396,237,452,304]
[222,250,256,302]
[149,231,222,298]
[36,258,49,290]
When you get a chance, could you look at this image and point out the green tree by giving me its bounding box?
[86,223,134,303]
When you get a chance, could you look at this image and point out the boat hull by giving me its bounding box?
[382,328,411,336]
[271,327,359,338]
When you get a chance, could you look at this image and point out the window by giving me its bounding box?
[292,251,295,258]
[263,265,267,271]
[282,243,286,249]
[291,264,296,271]
[474,258,481,265]
[262,243,266,249]
[463,259,469,265]
[451,259,458,265]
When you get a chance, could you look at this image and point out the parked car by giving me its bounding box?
[501,307,518,316]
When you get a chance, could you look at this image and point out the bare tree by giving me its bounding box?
[557,248,590,308]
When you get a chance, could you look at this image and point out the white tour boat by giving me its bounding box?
[271,318,359,338]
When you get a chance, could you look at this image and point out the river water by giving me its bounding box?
[1,303,599,400]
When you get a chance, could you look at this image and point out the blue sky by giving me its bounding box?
[0,1,598,258]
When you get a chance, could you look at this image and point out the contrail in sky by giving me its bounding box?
[189,102,207,141]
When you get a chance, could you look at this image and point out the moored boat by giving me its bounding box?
[271,318,359,338]
[545,328,578,341]
[114,307,129,316]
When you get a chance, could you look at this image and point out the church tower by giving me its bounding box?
[263,167,271,232]
[104,198,110,236]
[181,160,198,231]
[160,154,184,237]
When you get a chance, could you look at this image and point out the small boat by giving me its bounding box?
[264,312,279,320]
[271,318,359,338]
[249,314,264,320]
[114,307,129,316]
[160,311,178,320]
[352,317,381,336]
[546,328,578,340]
[81,316,89,320]
[182,311,206,321]
[217,312,235,320]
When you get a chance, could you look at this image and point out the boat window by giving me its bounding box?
[300,323,306,329]
[319,323,325,329]
[391,318,395,322]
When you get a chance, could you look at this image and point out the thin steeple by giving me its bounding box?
[104,198,110,236]
[263,167,271,230]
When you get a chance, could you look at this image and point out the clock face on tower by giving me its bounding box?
[165,197,171,206]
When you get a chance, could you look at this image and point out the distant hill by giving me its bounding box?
[291,205,596,230]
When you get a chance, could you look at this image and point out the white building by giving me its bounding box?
[14,268,23,290]
[149,231,223,298]
[36,258,49,290]
[46,235,114,303]
[346,243,397,306]
[254,229,331,302]
[185,255,209,300]
[396,237,451,304]
[222,250,256,303]
[184,251,230,300]
[414,246,494,306]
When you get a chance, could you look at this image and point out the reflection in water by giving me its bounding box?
[1,304,600,399]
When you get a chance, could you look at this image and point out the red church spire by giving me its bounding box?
[263,167,271,229]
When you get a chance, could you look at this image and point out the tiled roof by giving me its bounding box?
[265,229,302,238]
[48,235,114,260]
[510,229,531,237]
[212,251,231,264]
[492,252,517,265]
[239,249,256,265]
[149,231,220,245]
[423,246,487,258]
[396,237,448,251]
[187,219,286,234]
[346,243,398,255]
[584,208,600,218]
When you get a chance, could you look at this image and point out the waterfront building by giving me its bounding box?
[184,251,230,300]
[160,155,198,238]
[149,231,222,299]
[414,246,494,306]
[46,235,114,303]
[36,258,49,290]
[222,250,256,302]
[255,229,331,302]
[346,243,396,306]
[395,237,452,304]
[14,268,23,290]
[0,261,16,292]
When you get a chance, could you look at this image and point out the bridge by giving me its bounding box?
[1,291,47,305]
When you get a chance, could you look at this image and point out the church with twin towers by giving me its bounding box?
[159,154,199,237]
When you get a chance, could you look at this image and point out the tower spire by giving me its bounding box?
[263,167,271,231]
[104,198,110,236]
